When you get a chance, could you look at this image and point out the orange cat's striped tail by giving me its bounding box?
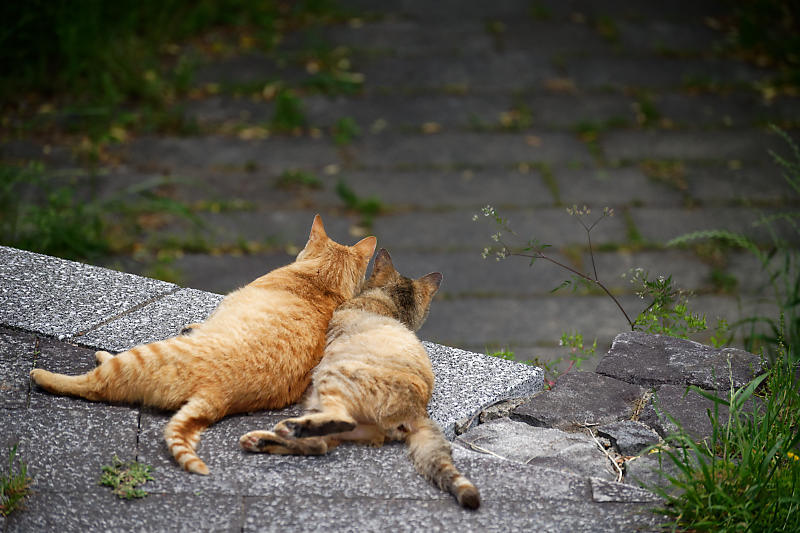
[406,417,480,510]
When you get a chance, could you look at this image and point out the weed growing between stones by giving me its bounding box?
[476,203,712,382]
[99,456,154,500]
[336,180,383,230]
[0,445,32,517]
[651,339,800,531]
[0,162,201,266]
[668,126,800,362]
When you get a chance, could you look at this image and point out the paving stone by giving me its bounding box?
[597,420,662,456]
[360,51,558,92]
[639,383,734,441]
[624,452,684,496]
[456,417,616,480]
[596,331,764,390]
[568,55,770,91]
[614,20,717,53]
[0,246,177,339]
[554,165,686,207]
[373,207,629,251]
[601,129,782,164]
[0,327,36,409]
[585,250,714,293]
[353,132,594,168]
[4,491,243,533]
[423,342,542,439]
[657,92,799,129]
[117,136,340,175]
[0,406,138,494]
[589,476,661,503]
[423,294,643,350]
[511,371,645,430]
[683,161,795,205]
[628,206,799,246]
[242,488,662,533]
[78,288,224,352]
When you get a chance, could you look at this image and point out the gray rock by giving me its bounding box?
[511,371,646,430]
[596,331,764,390]
[455,418,616,480]
[589,476,661,503]
[625,451,687,497]
[597,420,662,456]
[639,383,738,441]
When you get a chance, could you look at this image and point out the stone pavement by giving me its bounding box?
[0,247,767,532]
[2,0,798,373]
[0,246,676,532]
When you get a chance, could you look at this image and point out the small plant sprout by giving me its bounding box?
[99,456,153,500]
[0,445,32,517]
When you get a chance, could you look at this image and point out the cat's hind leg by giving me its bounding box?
[239,430,331,455]
[164,396,221,475]
[30,368,105,401]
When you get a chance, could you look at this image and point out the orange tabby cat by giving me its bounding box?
[239,249,480,509]
[30,215,376,475]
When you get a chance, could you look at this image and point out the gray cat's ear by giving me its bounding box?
[367,248,397,285]
[419,272,443,292]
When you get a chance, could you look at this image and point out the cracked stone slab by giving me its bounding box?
[511,371,646,430]
[596,331,764,390]
[639,383,760,442]
[590,477,661,503]
[597,420,662,457]
[455,418,616,480]
[423,342,542,439]
[78,288,224,352]
[0,246,177,339]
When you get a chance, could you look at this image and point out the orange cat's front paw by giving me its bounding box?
[240,430,283,452]
[95,351,114,365]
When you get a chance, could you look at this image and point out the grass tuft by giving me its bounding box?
[99,455,154,500]
[0,445,32,517]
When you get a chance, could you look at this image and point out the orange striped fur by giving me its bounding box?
[240,249,480,509]
[31,215,376,475]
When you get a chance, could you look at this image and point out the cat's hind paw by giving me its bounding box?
[239,430,328,455]
[180,324,202,335]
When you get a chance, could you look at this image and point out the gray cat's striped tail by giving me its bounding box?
[406,417,480,509]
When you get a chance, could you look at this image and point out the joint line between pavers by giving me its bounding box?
[71,286,183,342]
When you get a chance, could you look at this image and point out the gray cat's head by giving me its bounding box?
[362,248,442,331]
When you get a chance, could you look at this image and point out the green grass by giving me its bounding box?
[274,169,323,190]
[0,445,32,517]
[652,345,800,531]
[335,179,383,228]
[99,456,154,499]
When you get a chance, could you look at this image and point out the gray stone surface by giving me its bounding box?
[0,327,36,409]
[0,246,177,339]
[78,288,224,351]
[597,420,662,457]
[512,371,646,430]
[423,342,542,439]
[596,331,764,390]
[590,476,661,503]
[456,418,616,480]
[640,384,731,441]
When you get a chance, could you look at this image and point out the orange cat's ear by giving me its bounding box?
[309,214,328,242]
[419,272,443,294]
[353,235,377,259]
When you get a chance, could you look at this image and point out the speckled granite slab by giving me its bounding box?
[0,246,542,439]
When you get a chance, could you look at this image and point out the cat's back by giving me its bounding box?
[322,308,433,381]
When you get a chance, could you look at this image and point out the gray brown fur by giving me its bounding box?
[240,249,480,509]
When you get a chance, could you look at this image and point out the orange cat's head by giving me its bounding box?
[296,214,377,298]
[362,248,442,331]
